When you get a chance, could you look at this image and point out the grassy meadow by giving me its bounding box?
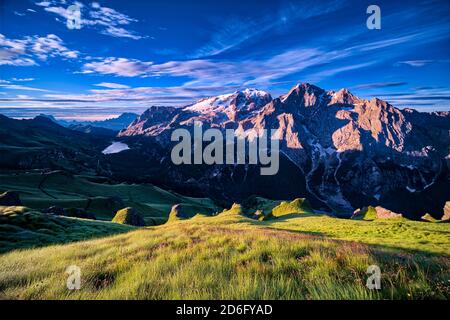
[0,171,219,225]
[0,205,449,300]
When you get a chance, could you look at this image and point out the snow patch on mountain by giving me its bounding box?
[183,88,272,113]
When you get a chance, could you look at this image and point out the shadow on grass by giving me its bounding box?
[260,224,450,259]
[0,212,137,254]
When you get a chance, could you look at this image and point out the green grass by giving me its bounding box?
[112,207,145,226]
[0,172,448,300]
[0,206,134,253]
[0,213,448,299]
[0,171,219,224]
[271,198,312,217]
[352,206,378,221]
[266,214,450,256]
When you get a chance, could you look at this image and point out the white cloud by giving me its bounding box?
[0,33,78,66]
[80,48,350,86]
[397,60,433,67]
[31,34,79,60]
[100,27,144,40]
[12,78,35,82]
[36,1,52,7]
[86,3,137,26]
[95,82,130,89]
[81,57,153,77]
[36,1,146,40]
[0,84,52,92]
[0,34,35,66]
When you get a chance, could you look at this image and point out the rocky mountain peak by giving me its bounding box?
[329,88,358,105]
[183,88,272,114]
[281,82,328,108]
[119,106,178,137]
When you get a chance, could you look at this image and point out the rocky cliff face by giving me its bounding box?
[116,83,450,219]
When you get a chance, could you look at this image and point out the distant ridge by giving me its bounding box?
[39,112,139,131]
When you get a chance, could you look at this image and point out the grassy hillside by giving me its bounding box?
[0,212,448,299]
[0,171,219,224]
[0,206,134,253]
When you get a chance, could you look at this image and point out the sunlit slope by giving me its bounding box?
[0,212,448,300]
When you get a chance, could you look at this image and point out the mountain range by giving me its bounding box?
[1,83,449,219]
[40,112,139,131]
[116,83,450,219]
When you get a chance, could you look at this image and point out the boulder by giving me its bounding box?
[351,208,362,218]
[271,198,312,217]
[253,209,274,221]
[442,202,450,221]
[351,206,376,220]
[112,207,145,226]
[167,204,190,222]
[352,206,402,220]
[373,206,403,219]
[0,191,22,206]
[220,203,245,216]
[421,213,438,223]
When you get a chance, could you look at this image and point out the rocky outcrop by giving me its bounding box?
[373,206,403,219]
[352,206,403,220]
[167,204,191,222]
[443,202,450,221]
[421,213,438,223]
[112,207,145,226]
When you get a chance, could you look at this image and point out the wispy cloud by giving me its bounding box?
[369,87,450,111]
[100,27,143,40]
[0,84,52,92]
[191,0,347,58]
[79,45,368,87]
[81,57,154,77]
[0,84,236,107]
[12,78,35,82]
[352,82,407,90]
[396,60,434,67]
[94,82,130,89]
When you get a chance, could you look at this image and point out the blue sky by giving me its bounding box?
[0,0,449,120]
